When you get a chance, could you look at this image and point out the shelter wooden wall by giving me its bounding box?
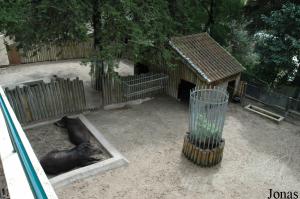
[149,59,241,100]
[149,61,206,99]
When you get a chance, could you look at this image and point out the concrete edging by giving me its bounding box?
[244,104,284,123]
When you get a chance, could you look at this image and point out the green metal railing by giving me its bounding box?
[0,94,48,199]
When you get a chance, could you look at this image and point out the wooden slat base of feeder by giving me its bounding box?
[182,135,225,167]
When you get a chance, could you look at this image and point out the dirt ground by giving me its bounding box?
[25,122,111,177]
[51,96,300,199]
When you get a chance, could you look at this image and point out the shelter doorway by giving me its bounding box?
[134,62,149,75]
[227,80,235,99]
[178,79,196,103]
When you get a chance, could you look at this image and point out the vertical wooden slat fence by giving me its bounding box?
[4,78,86,125]
[7,40,93,65]
[21,41,93,64]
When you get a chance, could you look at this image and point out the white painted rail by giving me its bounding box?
[0,86,58,199]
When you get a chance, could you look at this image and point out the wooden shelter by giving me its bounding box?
[96,33,245,107]
[149,33,245,102]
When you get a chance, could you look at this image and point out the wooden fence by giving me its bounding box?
[7,40,93,65]
[4,78,86,124]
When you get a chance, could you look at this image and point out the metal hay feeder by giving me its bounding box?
[182,86,229,167]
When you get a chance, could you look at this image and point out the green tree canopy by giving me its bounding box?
[0,0,175,70]
[255,2,300,87]
[0,0,260,79]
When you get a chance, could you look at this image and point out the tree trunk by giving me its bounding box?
[91,0,104,94]
[92,0,101,51]
[204,0,216,33]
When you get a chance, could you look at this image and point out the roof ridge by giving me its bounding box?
[170,32,208,41]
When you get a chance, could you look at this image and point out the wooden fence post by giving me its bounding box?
[285,97,293,117]
[241,82,247,107]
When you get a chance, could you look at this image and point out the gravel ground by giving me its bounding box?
[25,122,111,178]
[54,96,300,199]
[0,60,91,87]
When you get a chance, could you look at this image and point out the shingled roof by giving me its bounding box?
[169,33,245,83]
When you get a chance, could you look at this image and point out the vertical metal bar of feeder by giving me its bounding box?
[206,88,211,149]
[190,89,197,145]
[191,90,195,145]
[218,88,224,145]
[206,89,211,149]
[199,90,203,148]
[192,90,196,145]
[214,87,219,147]
[194,90,203,147]
[214,87,219,146]
[195,90,199,146]
[209,86,215,149]
[192,89,196,147]
[203,88,208,149]
[191,92,198,143]
[215,87,223,147]
[209,87,215,149]
[216,88,223,144]
[189,89,192,132]
[210,86,217,148]
[202,89,207,149]
[198,89,202,148]
[198,90,206,148]
[189,89,192,135]
[204,87,209,145]
[214,87,220,144]
[219,90,227,141]
[197,90,202,146]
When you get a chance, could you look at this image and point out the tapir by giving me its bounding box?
[55,116,90,145]
[40,143,99,175]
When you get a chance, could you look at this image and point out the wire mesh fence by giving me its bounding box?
[189,86,229,150]
[102,73,168,106]
[245,83,300,115]
[122,73,168,98]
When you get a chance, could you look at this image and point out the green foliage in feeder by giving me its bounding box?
[193,114,220,139]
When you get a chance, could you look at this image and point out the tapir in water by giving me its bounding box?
[55,116,90,145]
[40,143,99,175]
